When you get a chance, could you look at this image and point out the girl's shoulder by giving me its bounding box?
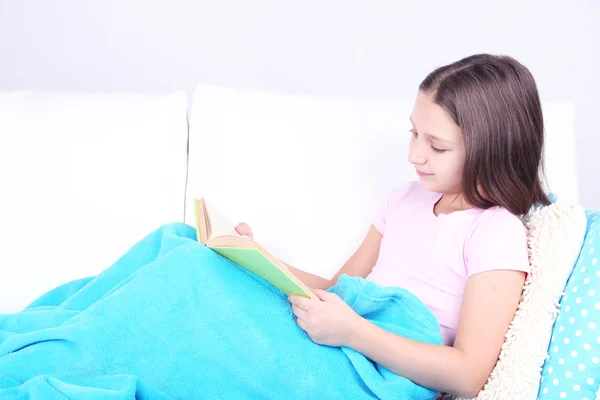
[464,206,530,276]
[471,205,525,233]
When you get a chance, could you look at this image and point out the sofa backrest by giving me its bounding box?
[0,91,188,312]
[0,84,579,312]
[185,83,578,279]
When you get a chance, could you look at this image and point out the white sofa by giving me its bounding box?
[0,84,579,314]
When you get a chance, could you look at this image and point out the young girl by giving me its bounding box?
[236,53,549,398]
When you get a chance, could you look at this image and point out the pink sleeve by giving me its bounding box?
[373,195,391,234]
[373,183,412,235]
[465,210,530,277]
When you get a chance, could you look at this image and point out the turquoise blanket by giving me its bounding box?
[0,223,442,399]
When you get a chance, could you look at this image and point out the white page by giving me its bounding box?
[204,199,242,239]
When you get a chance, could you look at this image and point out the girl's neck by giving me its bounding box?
[434,193,474,216]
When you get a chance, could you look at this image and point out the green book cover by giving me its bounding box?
[209,246,312,297]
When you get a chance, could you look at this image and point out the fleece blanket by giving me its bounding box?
[0,223,442,400]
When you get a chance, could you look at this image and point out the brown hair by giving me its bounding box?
[419,54,551,215]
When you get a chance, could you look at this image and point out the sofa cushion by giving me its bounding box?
[0,90,188,312]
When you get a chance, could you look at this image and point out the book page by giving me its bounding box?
[194,198,208,244]
[204,199,242,240]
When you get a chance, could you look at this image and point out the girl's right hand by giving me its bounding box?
[235,222,254,239]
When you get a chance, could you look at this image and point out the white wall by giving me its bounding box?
[1,0,598,207]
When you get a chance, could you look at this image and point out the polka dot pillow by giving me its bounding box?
[539,209,600,399]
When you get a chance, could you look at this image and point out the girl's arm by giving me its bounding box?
[236,222,383,291]
[347,269,526,398]
[285,225,383,290]
[283,263,332,291]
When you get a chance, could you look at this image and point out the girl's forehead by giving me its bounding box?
[411,92,462,143]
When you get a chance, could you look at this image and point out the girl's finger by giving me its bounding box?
[292,304,308,320]
[288,295,312,311]
[296,317,308,332]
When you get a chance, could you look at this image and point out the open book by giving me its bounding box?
[193,198,315,299]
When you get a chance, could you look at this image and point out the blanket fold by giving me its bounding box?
[0,223,442,399]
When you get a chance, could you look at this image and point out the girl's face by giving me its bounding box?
[408,91,466,195]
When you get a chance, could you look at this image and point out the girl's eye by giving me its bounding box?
[410,129,446,153]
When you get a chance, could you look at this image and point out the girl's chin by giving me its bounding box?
[417,177,448,194]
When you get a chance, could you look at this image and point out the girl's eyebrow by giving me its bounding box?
[426,133,454,144]
[410,117,454,144]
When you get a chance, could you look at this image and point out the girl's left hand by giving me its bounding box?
[289,289,362,347]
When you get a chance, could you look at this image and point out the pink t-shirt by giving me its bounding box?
[366,181,530,346]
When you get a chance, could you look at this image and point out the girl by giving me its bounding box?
[236,54,549,398]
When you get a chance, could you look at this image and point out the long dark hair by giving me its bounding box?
[419,54,551,215]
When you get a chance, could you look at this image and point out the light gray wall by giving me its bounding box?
[1,0,598,207]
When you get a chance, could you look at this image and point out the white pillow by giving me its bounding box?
[0,90,189,312]
[540,103,578,204]
[451,200,587,400]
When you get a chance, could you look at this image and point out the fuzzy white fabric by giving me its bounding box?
[596,384,599,400]
[449,201,587,400]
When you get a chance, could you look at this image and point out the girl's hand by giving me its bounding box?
[235,222,254,239]
[289,289,362,347]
